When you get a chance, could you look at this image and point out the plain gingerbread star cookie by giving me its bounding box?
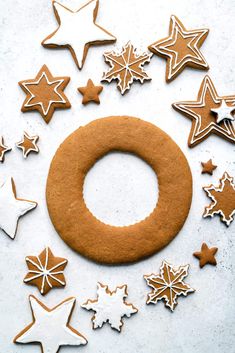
[77,79,103,104]
[42,0,116,69]
[14,296,87,353]
[201,159,217,175]
[82,282,138,331]
[193,243,218,268]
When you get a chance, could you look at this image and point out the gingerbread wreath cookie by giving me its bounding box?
[24,247,68,295]
[82,282,138,331]
[144,261,195,311]
[14,295,87,353]
[16,132,39,158]
[46,116,192,264]
[0,136,11,162]
[42,0,116,69]
[203,172,235,226]
[193,243,218,268]
[148,15,209,82]
[172,76,235,147]
[201,159,217,175]
[19,65,71,124]
[78,79,103,105]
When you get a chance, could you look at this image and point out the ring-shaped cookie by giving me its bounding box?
[46,116,192,264]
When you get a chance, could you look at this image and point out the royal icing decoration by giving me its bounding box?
[24,247,67,295]
[77,79,103,104]
[102,41,152,94]
[172,76,235,147]
[82,282,138,331]
[0,178,37,239]
[201,159,217,175]
[193,243,218,268]
[19,65,71,124]
[144,261,195,312]
[16,132,39,158]
[42,0,116,69]
[148,15,209,82]
[211,99,235,124]
[0,136,11,162]
[14,296,87,353]
[203,172,235,226]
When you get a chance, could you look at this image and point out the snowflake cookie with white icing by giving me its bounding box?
[82,282,138,331]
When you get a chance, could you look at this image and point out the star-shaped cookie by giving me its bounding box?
[201,159,217,175]
[149,15,209,82]
[102,41,152,94]
[14,296,87,353]
[144,261,195,311]
[82,282,138,331]
[172,76,235,147]
[203,172,235,226]
[193,243,218,268]
[78,79,103,104]
[16,132,39,158]
[0,137,11,162]
[0,178,37,239]
[19,65,71,124]
[24,247,68,295]
[42,0,116,69]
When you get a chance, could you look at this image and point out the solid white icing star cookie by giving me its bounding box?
[14,296,87,353]
[0,178,37,239]
[42,0,116,69]
[211,99,235,124]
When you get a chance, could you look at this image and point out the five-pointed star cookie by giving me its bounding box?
[16,132,39,158]
[172,76,235,147]
[24,247,68,295]
[0,136,11,162]
[19,65,71,124]
[201,159,217,175]
[14,295,87,353]
[102,41,152,94]
[82,282,138,331]
[149,15,209,82]
[193,243,218,268]
[78,79,103,104]
[42,0,116,69]
[211,99,235,124]
[203,172,235,226]
[144,261,195,312]
[0,178,37,239]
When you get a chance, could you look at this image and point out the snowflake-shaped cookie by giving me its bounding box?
[81,282,138,331]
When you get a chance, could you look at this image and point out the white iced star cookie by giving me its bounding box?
[211,99,235,124]
[0,178,37,239]
[14,296,87,353]
[82,282,138,331]
[42,0,116,69]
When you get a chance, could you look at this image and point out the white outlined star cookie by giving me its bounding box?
[172,76,235,147]
[149,15,209,82]
[0,137,11,162]
[16,132,39,158]
[42,0,116,69]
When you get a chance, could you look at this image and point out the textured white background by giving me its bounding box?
[0,0,235,352]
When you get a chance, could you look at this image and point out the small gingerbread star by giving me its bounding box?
[201,159,217,175]
[16,132,39,158]
[78,79,103,105]
[193,243,218,268]
[0,137,11,162]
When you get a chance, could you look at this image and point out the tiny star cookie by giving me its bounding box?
[16,132,39,158]
[82,282,138,331]
[172,76,235,147]
[0,136,11,162]
[19,64,71,124]
[203,172,235,226]
[0,178,37,239]
[24,247,68,295]
[102,41,152,95]
[193,243,218,268]
[14,295,87,353]
[42,0,116,69]
[78,79,103,104]
[211,99,235,124]
[201,159,217,175]
[148,15,209,82]
[144,261,195,312]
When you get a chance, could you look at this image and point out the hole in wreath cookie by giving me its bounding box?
[83,152,159,227]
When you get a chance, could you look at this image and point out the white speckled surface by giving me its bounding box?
[0,0,235,352]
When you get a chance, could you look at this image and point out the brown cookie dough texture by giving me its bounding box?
[46,116,192,264]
